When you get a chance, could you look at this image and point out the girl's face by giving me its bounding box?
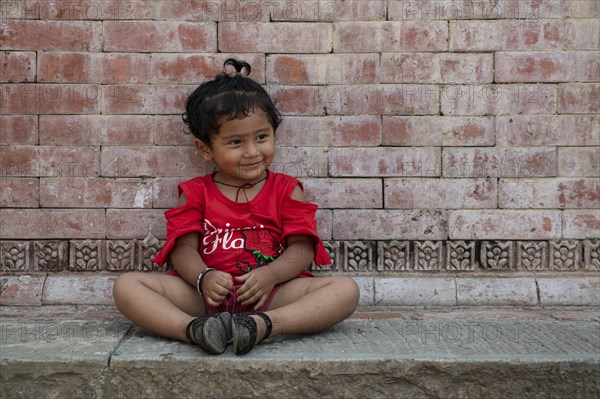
[196,109,275,186]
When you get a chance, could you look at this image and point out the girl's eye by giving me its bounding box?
[257,134,269,141]
[228,139,241,145]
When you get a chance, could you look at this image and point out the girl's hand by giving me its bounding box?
[235,267,277,310]
[201,270,233,307]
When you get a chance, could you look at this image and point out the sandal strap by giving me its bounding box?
[249,312,273,343]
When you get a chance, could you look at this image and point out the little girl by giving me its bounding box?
[113,59,360,355]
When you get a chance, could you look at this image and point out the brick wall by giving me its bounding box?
[1,0,599,288]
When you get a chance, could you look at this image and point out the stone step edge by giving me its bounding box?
[1,273,598,307]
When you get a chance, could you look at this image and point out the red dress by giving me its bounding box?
[153,171,331,278]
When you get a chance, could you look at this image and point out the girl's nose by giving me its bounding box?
[243,142,258,157]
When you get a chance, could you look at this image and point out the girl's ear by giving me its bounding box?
[195,139,213,161]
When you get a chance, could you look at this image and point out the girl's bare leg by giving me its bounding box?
[113,272,207,342]
[253,276,360,341]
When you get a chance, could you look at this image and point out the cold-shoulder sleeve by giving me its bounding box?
[280,186,331,266]
[153,181,205,267]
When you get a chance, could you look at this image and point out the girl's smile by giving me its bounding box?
[196,109,276,187]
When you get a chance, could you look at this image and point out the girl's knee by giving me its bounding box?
[112,272,141,301]
[334,277,360,309]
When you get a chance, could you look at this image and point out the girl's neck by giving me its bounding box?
[212,170,269,202]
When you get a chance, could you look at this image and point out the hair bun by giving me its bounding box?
[224,58,251,77]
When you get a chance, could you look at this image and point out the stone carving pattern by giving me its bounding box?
[583,240,600,271]
[138,234,162,271]
[343,241,372,272]
[312,241,338,272]
[414,241,443,270]
[34,241,67,271]
[70,240,102,271]
[549,240,580,270]
[106,241,136,271]
[481,241,514,270]
[1,242,29,271]
[517,241,548,271]
[446,241,476,271]
[377,241,410,271]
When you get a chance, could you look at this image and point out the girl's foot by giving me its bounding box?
[185,312,232,354]
[232,312,273,355]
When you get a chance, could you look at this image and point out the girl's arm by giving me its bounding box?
[235,185,316,309]
[170,194,233,307]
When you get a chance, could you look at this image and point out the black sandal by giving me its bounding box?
[232,312,273,355]
[185,312,232,355]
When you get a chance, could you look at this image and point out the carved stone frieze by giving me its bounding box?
[34,241,67,271]
[343,241,373,272]
[481,241,515,270]
[549,240,580,271]
[1,242,29,272]
[312,241,339,272]
[138,233,162,272]
[377,241,410,271]
[583,239,600,271]
[105,241,136,271]
[446,241,476,271]
[69,240,102,272]
[517,241,548,271]
[414,241,443,271]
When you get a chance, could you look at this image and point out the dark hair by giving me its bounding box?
[183,58,282,146]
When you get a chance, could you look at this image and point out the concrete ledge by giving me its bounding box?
[1,312,598,399]
[2,274,600,307]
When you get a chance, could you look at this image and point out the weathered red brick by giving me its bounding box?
[302,178,383,208]
[441,84,557,115]
[151,53,265,84]
[496,51,599,82]
[101,85,193,114]
[449,210,562,239]
[439,53,493,83]
[106,209,167,239]
[272,0,386,21]
[327,85,439,115]
[566,19,600,50]
[385,178,497,209]
[271,147,329,178]
[0,276,44,306]
[329,147,441,177]
[152,177,186,209]
[0,209,105,239]
[0,115,38,145]
[333,209,447,240]
[0,20,102,51]
[104,21,217,52]
[497,115,599,146]
[564,210,600,239]
[0,178,39,208]
[268,85,329,115]
[381,53,435,83]
[0,146,100,178]
[450,20,564,51]
[39,115,153,145]
[276,116,382,147]
[0,84,99,114]
[443,147,558,178]
[389,0,587,20]
[383,116,494,146]
[315,209,332,240]
[153,115,194,145]
[267,54,379,84]
[100,146,209,177]
[559,83,600,114]
[41,178,153,208]
[500,178,600,209]
[155,0,270,21]
[219,22,332,53]
[334,21,447,52]
[38,52,151,83]
[0,52,36,82]
[559,147,600,177]
[12,0,154,20]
